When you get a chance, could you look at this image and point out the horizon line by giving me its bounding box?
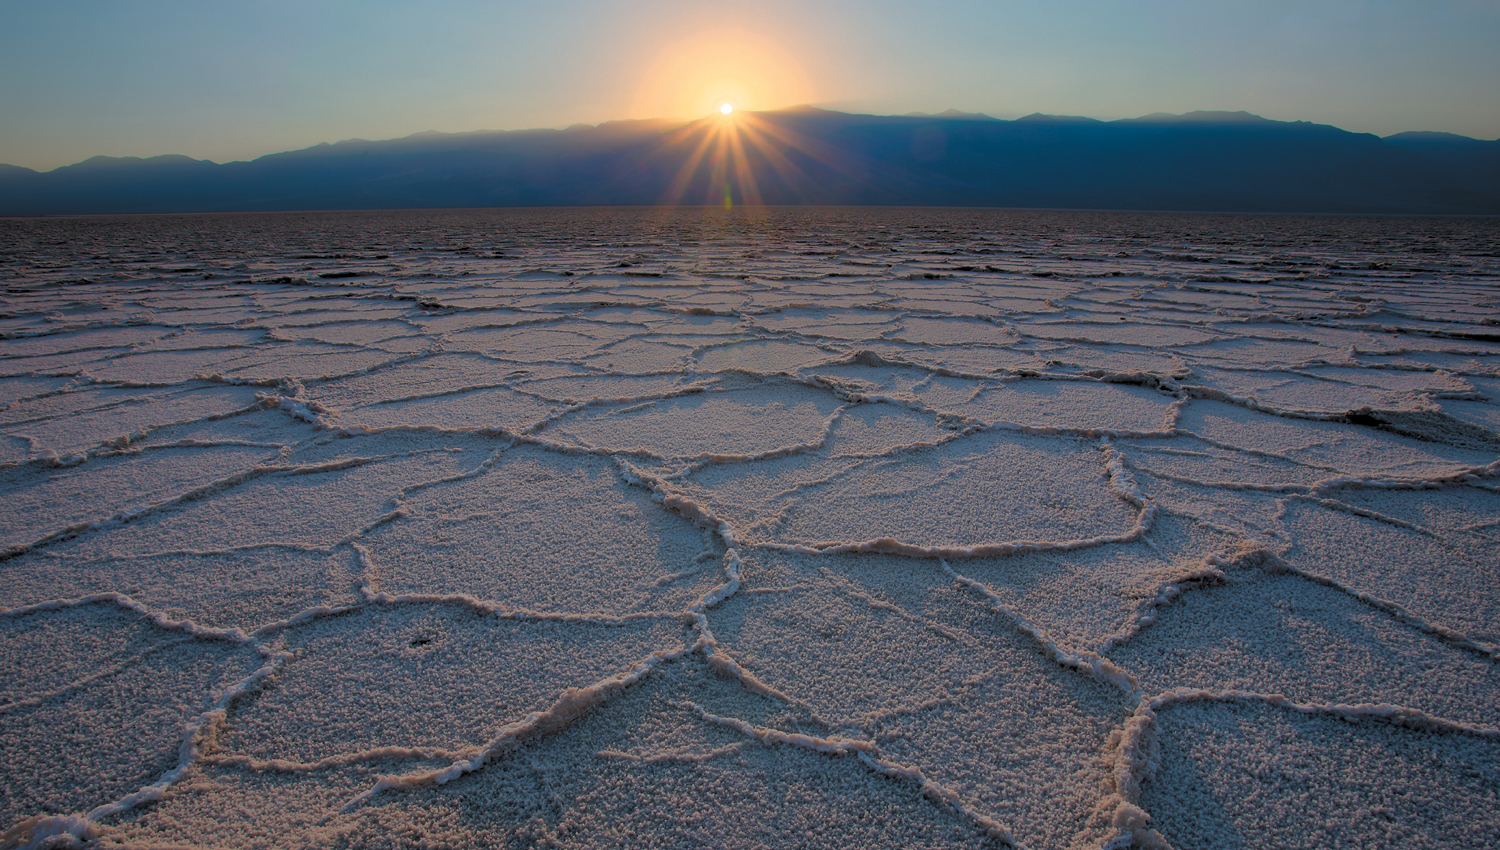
[4,106,1495,174]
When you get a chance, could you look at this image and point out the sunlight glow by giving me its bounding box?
[648,105,857,209]
[629,28,815,120]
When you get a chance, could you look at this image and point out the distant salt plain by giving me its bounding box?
[1,207,1497,850]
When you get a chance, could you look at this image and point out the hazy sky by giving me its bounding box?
[3,0,1498,171]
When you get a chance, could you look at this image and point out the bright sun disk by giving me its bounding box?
[720,103,734,115]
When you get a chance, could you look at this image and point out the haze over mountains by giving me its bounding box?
[2,108,1497,215]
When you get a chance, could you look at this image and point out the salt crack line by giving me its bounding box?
[681,700,875,755]
[1,591,256,644]
[1,637,293,848]
[1248,544,1500,659]
[856,752,1021,848]
[0,636,194,715]
[1095,551,1237,654]
[940,561,1142,699]
[617,459,811,708]
[82,647,290,822]
[338,648,684,813]
[1100,437,1147,507]
[203,743,472,775]
[1101,684,1500,850]
[756,518,1157,560]
[1142,688,1500,736]
[348,542,679,627]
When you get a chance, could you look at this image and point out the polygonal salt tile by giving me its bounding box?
[337,386,556,432]
[1280,500,1500,649]
[51,446,489,558]
[712,430,1139,551]
[360,445,724,616]
[825,402,956,457]
[219,601,684,764]
[0,602,264,828]
[1140,699,1500,850]
[0,547,361,632]
[0,444,275,553]
[543,384,841,460]
[317,658,1009,850]
[694,340,837,374]
[1108,569,1500,727]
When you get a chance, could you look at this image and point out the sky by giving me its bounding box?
[2,0,1498,171]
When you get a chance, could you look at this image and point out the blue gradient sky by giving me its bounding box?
[3,0,1497,171]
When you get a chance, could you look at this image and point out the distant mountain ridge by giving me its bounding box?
[2,108,1497,215]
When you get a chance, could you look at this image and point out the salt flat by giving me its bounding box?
[1,207,1497,850]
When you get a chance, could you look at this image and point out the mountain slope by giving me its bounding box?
[2,110,1496,215]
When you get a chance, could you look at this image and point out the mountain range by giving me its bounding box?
[2,108,1497,215]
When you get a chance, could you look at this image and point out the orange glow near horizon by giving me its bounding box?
[629,29,816,120]
[619,27,853,209]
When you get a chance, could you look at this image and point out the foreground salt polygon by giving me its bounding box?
[1,208,1498,850]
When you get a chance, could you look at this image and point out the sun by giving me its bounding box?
[720,102,734,116]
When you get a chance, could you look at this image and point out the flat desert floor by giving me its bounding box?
[1,207,1497,850]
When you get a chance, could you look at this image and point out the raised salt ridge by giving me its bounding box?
[1,207,1497,850]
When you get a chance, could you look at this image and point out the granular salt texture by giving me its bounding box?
[0,547,362,631]
[543,384,842,460]
[1125,470,1292,547]
[41,443,491,558]
[887,316,1018,346]
[1109,568,1500,726]
[0,444,274,552]
[1139,699,1500,850]
[278,320,422,348]
[1328,483,1500,566]
[1017,321,1222,347]
[216,601,684,764]
[1176,399,1496,479]
[1,207,1497,849]
[713,549,1130,850]
[915,379,1179,434]
[580,338,694,372]
[0,601,263,827]
[1279,500,1500,650]
[359,445,724,615]
[305,660,1011,850]
[821,402,956,457]
[306,352,525,409]
[334,386,557,432]
[0,384,263,457]
[1119,435,1330,488]
[694,339,837,373]
[739,431,1141,551]
[951,512,1240,652]
[515,373,706,404]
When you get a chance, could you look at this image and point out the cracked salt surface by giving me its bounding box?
[1,207,1497,850]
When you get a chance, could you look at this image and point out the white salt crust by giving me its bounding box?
[1,207,1497,850]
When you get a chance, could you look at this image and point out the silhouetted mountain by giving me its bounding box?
[2,109,1497,215]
